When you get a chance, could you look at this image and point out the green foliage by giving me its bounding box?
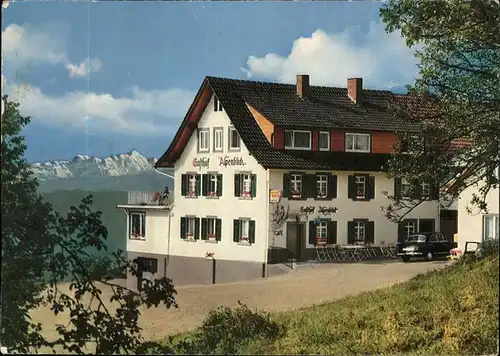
[1,96,178,354]
[379,0,500,220]
[168,302,285,355]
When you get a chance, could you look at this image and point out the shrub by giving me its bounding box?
[170,301,285,355]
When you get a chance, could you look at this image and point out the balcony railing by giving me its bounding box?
[127,191,173,206]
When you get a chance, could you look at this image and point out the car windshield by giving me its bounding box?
[406,234,427,243]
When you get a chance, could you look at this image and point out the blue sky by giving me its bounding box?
[2,1,419,162]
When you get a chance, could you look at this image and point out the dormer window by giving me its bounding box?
[345,133,370,153]
[284,130,311,150]
[214,96,223,112]
[319,131,330,151]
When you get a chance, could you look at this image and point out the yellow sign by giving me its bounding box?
[269,190,282,203]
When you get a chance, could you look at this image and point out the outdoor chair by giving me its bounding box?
[315,244,328,261]
[326,245,339,261]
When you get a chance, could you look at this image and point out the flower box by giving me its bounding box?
[242,191,251,198]
[189,191,197,197]
[208,234,216,241]
[208,191,217,197]
[186,233,194,240]
[316,237,327,245]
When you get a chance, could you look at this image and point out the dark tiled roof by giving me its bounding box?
[206,76,423,171]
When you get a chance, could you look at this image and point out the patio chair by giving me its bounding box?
[379,241,392,258]
[326,245,339,261]
[365,243,378,259]
[315,244,328,261]
[386,243,398,258]
[336,245,350,262]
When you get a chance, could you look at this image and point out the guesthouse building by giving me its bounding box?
[120,74,458,287]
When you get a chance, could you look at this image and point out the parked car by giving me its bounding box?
[397,232,457,262]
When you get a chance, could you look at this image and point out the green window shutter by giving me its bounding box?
[195,175,201,196]
[368,176,375,200]
[328,174,337,199]
[234,174,241,197]
[398,221,406,242]
[202,174,209,196]
[233,219,240,242]
[327,221,337,244]
[347,221,355,244]
[150,258,158,274]
[249,220,256,244]
[251,174,257,197]
[181,174,188,196]
[366,221,375,244]
[347,175,356,200]
[180,217,186,239]
[304,174,315,199]
[194,218,201,240]
[201,218,208,240]
[394,177,402,199]
[308,221,316,245]
[216,174,223,197]
[216,218,222,241]
[282,173,290,198]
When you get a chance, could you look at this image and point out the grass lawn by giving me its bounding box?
[167,255,499,355]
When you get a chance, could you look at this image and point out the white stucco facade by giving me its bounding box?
[457,181,499,251]
[167,94,269,263]
[267,170,441,250]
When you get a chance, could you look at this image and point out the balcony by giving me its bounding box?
[127,191,174,207]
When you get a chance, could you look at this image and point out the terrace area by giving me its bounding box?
[119,190,174,209]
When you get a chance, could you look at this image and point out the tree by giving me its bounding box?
[1,95,177,354]
[379,0,500,221]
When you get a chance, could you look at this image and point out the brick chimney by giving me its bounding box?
[296,74,310,99]
[347,77,363,104]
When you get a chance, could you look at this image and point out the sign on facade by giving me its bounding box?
[219,156,246,167]
[269,189,282,203]
[193,157,210,169]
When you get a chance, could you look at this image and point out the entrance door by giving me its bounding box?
[419,219,436,233]
[286,222,305,261]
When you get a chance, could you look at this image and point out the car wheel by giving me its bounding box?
[425,251,434,261]
[402,256,411,263]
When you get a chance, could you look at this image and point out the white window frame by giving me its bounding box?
[354,221,366,243]
[319,131,330,151]
[284,130,312,150]
[404,220,417,238]
[198,128,210,152]
[129,212,146,240]
[208,173,218,197]
[214,96,223,112]
[483,214,499,241]
[239,219,250,243]
[316,174,328,198]
[355,175,366,199]
[188,174,197,196]
[290,174,302,198]
[316,221,328,244]
[229,127,241,150]
[345,133,371,153]
[241,173,252,197]
[401,178,411,197]
[213,128,223,152]
[207,217,216,239]
[186,217,196,239]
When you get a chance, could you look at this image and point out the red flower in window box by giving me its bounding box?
[240,236,249,242]
[208,233,216,240]
[316,236,327,244]
[209,191,217,197]
[242,191,251,198]
[152,191,160,202]
[186,233,194,240]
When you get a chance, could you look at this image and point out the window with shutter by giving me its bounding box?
[129,212,146,240]
[234,219,254,244]
[316,221,328,245]
[184,217,197,240]
[355,175,366,199]
[353,221,366,243]
[316,174,328,199]
[235,173,254,199]
[290,174,303,199]
[187,174,198,198]
[205,218,217,241]
[205,173,219,198]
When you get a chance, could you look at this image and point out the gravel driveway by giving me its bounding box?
[31,260,448,343]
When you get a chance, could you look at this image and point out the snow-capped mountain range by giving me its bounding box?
[31,150,174,193]
[31,150,157,181]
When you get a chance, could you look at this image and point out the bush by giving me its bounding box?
[170,301,285,355]
[479,238,499,258]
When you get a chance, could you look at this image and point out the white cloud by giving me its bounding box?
[241,21,419,89]
[66,58,103,78]
[2,23,102,79]
[2,75,195,135]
